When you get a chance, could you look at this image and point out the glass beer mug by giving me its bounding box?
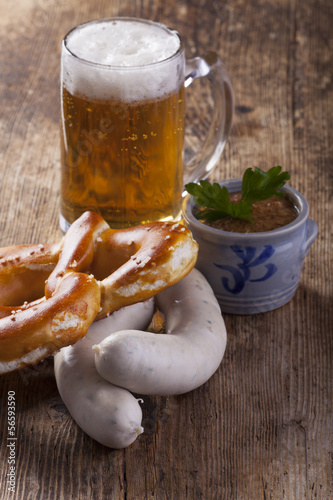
[60,17,234,231]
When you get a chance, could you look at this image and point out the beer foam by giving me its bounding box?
[62,19,184,101]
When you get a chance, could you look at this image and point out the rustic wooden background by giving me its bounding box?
[0,0,332,499]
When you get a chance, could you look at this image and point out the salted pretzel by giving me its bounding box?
[0,211,198,374]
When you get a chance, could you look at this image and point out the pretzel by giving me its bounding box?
[0,211,198,374]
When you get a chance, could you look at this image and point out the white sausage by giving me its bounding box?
[54,300,154,449]
[93,269,227,396]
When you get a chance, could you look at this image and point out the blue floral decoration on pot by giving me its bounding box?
[214,245,277,294]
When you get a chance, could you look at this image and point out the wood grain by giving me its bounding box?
[0,0,332,499]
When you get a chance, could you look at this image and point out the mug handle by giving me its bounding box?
[183,51,234,185]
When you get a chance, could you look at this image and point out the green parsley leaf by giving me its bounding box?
[185,180,253,222]
[185,166,290,223]
[241,166,290,202]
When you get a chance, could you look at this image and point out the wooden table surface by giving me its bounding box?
[0,0,332,499]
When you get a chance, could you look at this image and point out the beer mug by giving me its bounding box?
[60,17,234,231]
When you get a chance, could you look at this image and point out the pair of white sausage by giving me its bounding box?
[54,269,227,448]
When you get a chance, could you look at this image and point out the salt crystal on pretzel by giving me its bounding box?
[0,211,198,374]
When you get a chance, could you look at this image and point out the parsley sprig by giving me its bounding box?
[185,166,290,223]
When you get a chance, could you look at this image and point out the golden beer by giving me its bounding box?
[61,87,185,228]
[60,18,185,229]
